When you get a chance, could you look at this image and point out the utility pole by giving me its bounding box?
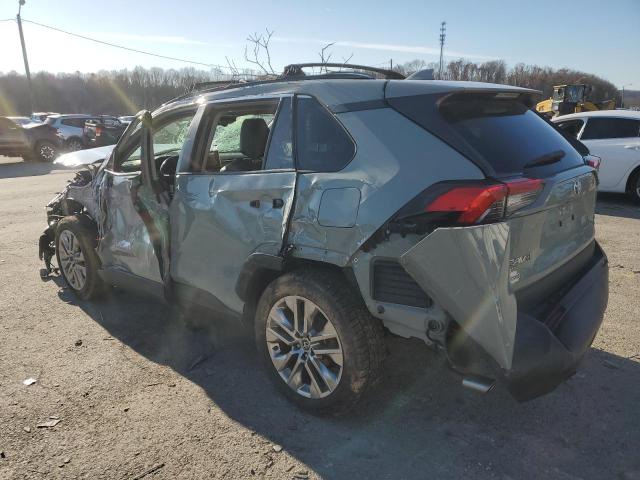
[390,59,393,71]
[17,0,35,114]
[621,83,633,109]
[438,21,446,80]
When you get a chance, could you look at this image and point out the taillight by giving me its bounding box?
[584,154,601,170]
[95,127,103,137]
[425,184,507,224]
[424,178,543,225]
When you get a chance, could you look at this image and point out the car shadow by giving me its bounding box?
[49,276,640,479]
[596,192,640,220]
[0,157,73,179]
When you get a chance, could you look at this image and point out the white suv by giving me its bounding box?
[554,110,640,201]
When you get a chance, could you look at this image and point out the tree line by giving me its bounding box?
[0,59,621,116]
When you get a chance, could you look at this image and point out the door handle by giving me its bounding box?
[272,198,284,209]
[624,145,640,150]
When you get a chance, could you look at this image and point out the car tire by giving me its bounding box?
[55,216,105,301]
[255,269,385,415]
[66,138,84,152]
[629,169,640,203]
[35,140,58,162]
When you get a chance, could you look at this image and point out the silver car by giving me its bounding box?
[45,114,121,152]
[40,64,608,413]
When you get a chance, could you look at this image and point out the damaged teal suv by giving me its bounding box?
[40,64,608,413]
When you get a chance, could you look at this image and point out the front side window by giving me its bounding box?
[116,114,193,172]
[200,100,281,173]
[296,96,355,172]
[581,118,640,140]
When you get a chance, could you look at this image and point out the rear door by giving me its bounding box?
[578,117,640,190]
[0,118,25,149]
[171,96,296,314]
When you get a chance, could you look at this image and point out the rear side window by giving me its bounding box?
[555,119,584,139]
[296,96,355,172]
[438,94,585,177]
[580,118,640,140]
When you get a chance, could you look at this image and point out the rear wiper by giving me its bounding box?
[524,150,565,168]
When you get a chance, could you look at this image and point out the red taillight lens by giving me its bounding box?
[584,154,601,170]
[424,178,543,225]
[425,184,507,224]
[95,127,103,137]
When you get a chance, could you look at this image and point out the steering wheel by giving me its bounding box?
[159,155,179,182]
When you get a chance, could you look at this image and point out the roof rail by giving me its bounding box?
[283,63,405,80]
[164,63,406,105]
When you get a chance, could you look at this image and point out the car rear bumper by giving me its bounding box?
[500,242,608,401]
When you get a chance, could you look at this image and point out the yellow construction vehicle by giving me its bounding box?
[536,84,615,118]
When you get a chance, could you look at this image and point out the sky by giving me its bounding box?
[0,0,638,88]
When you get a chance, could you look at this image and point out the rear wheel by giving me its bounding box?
[35,141,57,162]
[66,138,83,152]
[629,169,640,203]
[55,216,104,300]
[255,270,385,415]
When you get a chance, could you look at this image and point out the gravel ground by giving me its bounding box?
[0,157,639,480]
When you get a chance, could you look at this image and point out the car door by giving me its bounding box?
[579,117,640,191]
[171,96,296,315]
[0,118,25,149]
[98,110,196,292]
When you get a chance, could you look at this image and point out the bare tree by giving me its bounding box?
[244,29,276,76]
[318,42,335,72]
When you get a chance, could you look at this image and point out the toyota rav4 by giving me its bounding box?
[40,64,608,414]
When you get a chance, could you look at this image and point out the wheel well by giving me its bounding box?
[240,258,356,326]
[625,165,640,193]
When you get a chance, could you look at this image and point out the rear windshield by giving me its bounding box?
[388,92,586,178]
[439,95,585,177]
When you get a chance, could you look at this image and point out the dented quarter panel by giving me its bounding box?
[171,171,296,313]
[400,223,517,369]
[289,107,484,265]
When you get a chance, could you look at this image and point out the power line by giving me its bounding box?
[0,18,16,22]
[20,18,234,71]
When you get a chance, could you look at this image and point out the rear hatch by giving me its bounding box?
[387,86,597,368]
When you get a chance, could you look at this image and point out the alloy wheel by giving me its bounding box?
[266,296,344,399]
[67,139,83,152]
[39,144,56,161]
[58,230,87,290]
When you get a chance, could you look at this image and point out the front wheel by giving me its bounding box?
[255,270,385,415]
[55,216,104,300]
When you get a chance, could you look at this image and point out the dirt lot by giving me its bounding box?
[0,157,639,480]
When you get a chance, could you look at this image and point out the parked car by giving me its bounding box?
[119,115,135,125]
[31,112,57,123]
[45,114,121,152]
[553,110,640,201]
[7,116,37,126]
[0,116,62,161]
[83,117,127,148]
[40,65,608,414]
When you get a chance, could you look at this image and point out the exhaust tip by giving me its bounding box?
[462,375,496,394]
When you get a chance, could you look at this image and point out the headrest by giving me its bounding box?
[240,118,269,159]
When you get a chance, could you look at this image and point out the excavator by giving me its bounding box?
[536,84,616,118]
